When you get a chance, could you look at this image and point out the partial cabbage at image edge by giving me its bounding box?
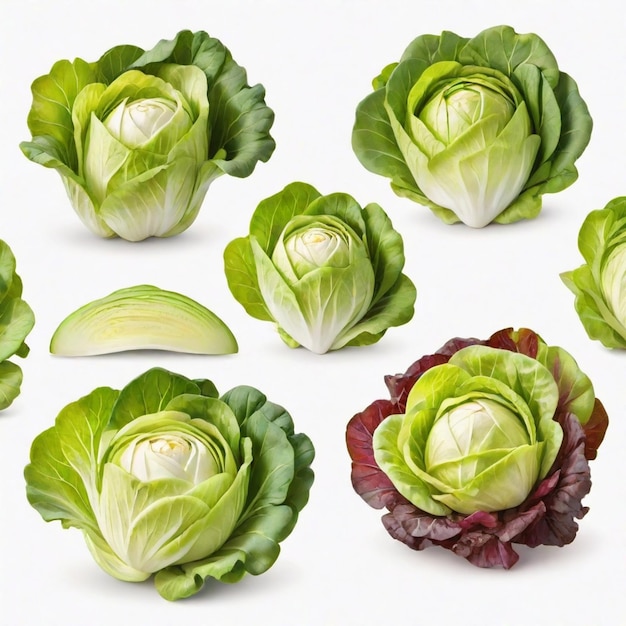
[346,327,608,569]
[561,195,626,349]
[0,239,35,410]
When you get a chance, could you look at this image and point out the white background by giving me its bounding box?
[1,1,624,624]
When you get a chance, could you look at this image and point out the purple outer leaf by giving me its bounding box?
[346,400,404,509]
[384,353,450,407]
[583,399,609,461]
[514,411,591,547]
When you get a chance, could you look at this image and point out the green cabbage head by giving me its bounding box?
[373,345,564,515]
[20,30,275,242]
[224,182,416,353]
[24,368,314,600]
[561,196,626,348]
[352,26,592,228]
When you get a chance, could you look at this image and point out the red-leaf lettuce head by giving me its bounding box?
[346,327,609,568]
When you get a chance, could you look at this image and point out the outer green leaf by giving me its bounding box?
[24,58,98,172]
[562,265,626,348]
[540,72,593,194]
[155,550,246,600]
[224,237,272,322]
[192,378,219,398]
[448,345,559,432]
[0,243,16,300]
[562,197,626,348]
[130,30,227,85]
[19,136,82,183]
[221,385,314,518]
[0,296,35,362]
[0,240,35,410]
[55,388,120,501]
[512,63,561,170]
[217,504,293,573]
[95,44,145,83]
[237,411,294,517]
[458,25,560,87]
[374,413,451,516]
[400,30,470,64]
[25,422,99,531]
[284,432,316,514]
[492,187,542,225]
[339,274,416,348]
[401,30,469,65]
[109,367,201,429]
[249,181,321,252]
[207,58,275,177]
[0,361,23,410]
[24,387,119,528]
[352,89,418,192]
[536,343,595,424]
[577,207,614,268]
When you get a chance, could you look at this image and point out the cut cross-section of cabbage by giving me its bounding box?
[50,285,238,356]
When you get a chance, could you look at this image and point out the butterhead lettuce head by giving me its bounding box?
[20,30,275,241]
[224,182,416,354]
[25,368,314,600]
[346,328,608,569]
[352,26,592,228]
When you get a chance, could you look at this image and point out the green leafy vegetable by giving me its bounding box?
[20,30,275,241]
[25,367,314,600]
[561,196,626,348]
[50,285,237,356]
[224,182,416,353]
[352,25,592,227]
[0,240,35,410]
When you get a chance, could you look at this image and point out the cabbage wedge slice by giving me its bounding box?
[50,285,237,356]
